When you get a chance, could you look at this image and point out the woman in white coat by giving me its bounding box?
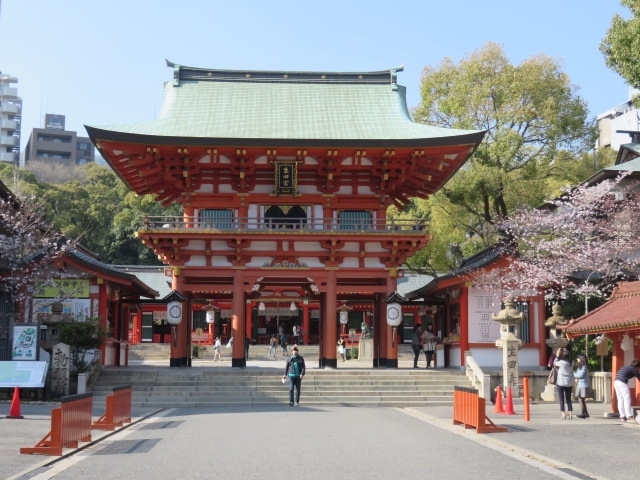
[554,347,575,420]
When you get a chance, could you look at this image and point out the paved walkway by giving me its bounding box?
[2,393,638,480]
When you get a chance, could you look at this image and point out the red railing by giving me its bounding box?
[93,385,132,431]
[452,386,507,434]
[21,393,93,456]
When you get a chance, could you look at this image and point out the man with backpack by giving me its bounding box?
[282,345,306,406]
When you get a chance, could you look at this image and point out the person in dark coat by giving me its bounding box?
[282,345,306,406]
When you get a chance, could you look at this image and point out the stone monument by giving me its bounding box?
[493,296,524,398]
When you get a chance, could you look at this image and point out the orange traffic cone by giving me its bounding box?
[504,386,516,415]
[493,386,504,414]
[7,386,23,419]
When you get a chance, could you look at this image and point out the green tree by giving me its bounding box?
[58,315,110,373]
[410,43,597,271]
[601,0,640,95]
[27,163,181,265]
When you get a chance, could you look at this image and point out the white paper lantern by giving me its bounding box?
[167,300,183,325]
[339,310,349,325]
[206,310,216,324]
[386,302,402,327]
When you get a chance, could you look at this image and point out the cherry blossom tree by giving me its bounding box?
[471,173,640,300]
[0,192,74,321]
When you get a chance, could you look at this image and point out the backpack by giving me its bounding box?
[289,356,302,377]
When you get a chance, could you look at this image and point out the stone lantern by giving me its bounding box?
[40,302,72,354]
[540,303,569,402]
[493,296,524,397]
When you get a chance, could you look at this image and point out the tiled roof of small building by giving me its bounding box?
[404,244,507,299]
[563,280,640,337]
[113,266,172,298]
[87,61,483,145]
[68,250,159,298]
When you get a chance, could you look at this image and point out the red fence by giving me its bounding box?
[93,385,132,431]
[453,386,507,434]
[21,393,93,456]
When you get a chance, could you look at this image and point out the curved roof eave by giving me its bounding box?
[85,125,486,150]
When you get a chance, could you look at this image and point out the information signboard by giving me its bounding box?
[0,361,48,388]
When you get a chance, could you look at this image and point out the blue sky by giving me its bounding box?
[0,0,631,153]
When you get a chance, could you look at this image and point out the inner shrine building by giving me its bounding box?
[86,61,485,368]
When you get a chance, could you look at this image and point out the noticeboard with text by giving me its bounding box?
[0,361,49,388]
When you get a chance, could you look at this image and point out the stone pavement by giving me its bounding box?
[1,393,639,480]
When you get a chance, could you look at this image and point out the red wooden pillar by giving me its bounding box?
[302,301,310,345]
[322,270,337,367]
[459,286,469,366]
[535,295,547,366]
[97,281,109,365]
[375,294,386,367]
[231,270,246,367]
[169,271,189,367]
[245,300,253,352]
[611,334,624,414]
[385,275,398,368]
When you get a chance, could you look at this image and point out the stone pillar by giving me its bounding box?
[493,296,524,398]
[51,343,71,397]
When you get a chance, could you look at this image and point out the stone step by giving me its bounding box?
[91,364,471,408]
[128,343,417,361]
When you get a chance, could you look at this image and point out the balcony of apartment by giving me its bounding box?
[0,119,18,130]
[0,103,20,115]
[0,135,18,146]
[0,86,18,98]
[141,216,427,235]
[0,151,18,163]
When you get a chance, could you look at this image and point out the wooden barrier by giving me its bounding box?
[21,393,93,456]
[93,385,132,431]
[453,386,507,434]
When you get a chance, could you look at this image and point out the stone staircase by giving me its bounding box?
[93,344,473,408]
[129,342,411,363]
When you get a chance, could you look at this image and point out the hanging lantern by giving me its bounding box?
[167,300,183,326]
[258,301,266,312]
[337,303,352,325]
[386,302,402,327]
[203,302,220,324]
[290,302,297,311]
[384,292,407,347]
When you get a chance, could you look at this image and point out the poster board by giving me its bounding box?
[0,361,48,388]
[12,325,38,360]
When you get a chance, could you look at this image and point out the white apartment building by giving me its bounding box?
[0,72,22,167]
[596,87,640,150]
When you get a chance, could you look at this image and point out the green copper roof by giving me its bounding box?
[88,61,483,145]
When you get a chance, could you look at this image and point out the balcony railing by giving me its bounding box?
[142,216,428,234]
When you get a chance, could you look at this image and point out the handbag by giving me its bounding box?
[547,366,558,385]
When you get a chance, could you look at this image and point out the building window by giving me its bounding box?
[37,134,71,143]
[337,210,371,230]
[200,209,233,229]
[37,151,71,160]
